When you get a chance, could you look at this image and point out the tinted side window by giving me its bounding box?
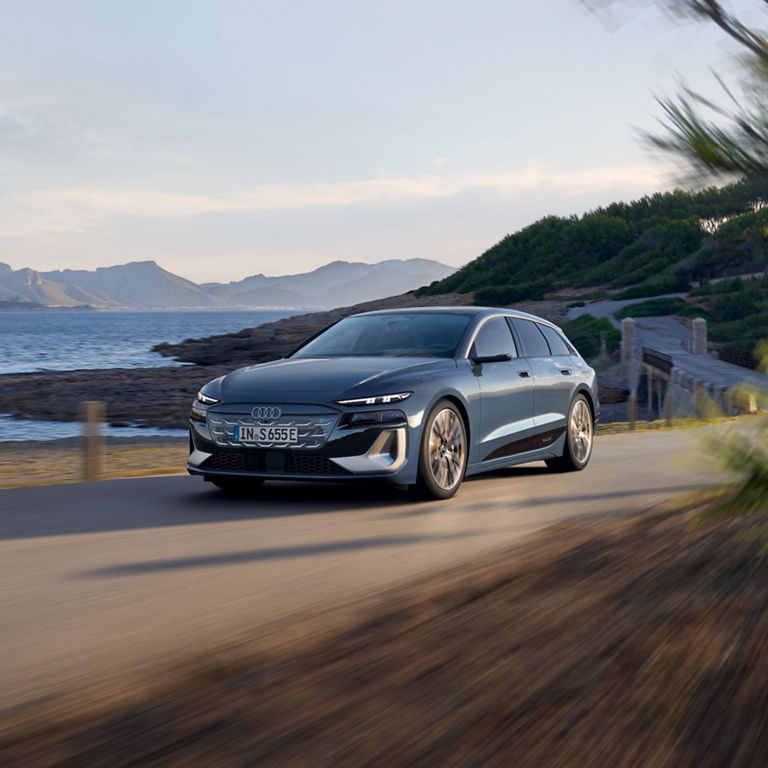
[509,318,550,357]
[471,317,518,359]
[538,324,572,356]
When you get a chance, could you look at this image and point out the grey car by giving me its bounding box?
[188,307,598,499]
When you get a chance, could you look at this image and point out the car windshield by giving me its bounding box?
[291,313,473,358]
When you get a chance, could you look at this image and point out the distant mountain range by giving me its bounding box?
[0,258,455,309]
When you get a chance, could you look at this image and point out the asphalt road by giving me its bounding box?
[0,427,723,709]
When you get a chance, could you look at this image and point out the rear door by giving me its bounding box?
[508,318,575,442]
[469,316,535,462]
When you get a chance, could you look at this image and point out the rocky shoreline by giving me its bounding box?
[0,291,476,430]
[151,290,475,366]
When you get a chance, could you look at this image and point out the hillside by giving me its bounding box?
[42,262,220,308]
[424,177,768,304]
[202,258,454,308]
[0,258,454,309]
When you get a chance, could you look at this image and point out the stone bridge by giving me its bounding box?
[621,316,767,418]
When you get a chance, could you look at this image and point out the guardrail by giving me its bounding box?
[642,347,673,375]
[716,347,759,370]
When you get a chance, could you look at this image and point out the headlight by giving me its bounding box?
[340,409,407,428]
[197,390,219,405]
[335,392,412,407]
[190,402,208,423]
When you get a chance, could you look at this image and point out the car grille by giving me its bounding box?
[201,451,350,476]
[207,412,337,449]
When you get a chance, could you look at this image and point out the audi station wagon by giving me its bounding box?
[188,307,598,499]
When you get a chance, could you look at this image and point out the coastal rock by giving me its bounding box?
[0,366,230,431]
[152,291,476,366]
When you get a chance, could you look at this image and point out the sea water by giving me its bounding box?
[0,308,304,441]
[0,308,300,373]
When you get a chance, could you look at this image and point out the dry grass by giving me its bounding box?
[596,415,743,435]
[2,499,768,767]
[0,440,187,489]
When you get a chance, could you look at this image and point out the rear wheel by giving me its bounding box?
[410,399,468,500]
[210,477,264,495]
[545,394,593,473]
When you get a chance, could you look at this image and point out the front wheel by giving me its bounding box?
[545,394,593,473]
[410,399,468,500]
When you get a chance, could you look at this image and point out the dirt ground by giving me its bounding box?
[2,499,768,767]
[0,438,187,488]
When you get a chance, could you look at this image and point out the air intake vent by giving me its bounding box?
[286,455,350,475]
[202,451,350,476]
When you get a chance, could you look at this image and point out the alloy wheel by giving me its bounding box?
[569,398,593,465]
[428,407,466,491]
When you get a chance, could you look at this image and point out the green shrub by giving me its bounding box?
[613,273,689,299]
[561,315,620,360]
[474,281,553,306]
[690,277,745,297]
[677,304,708,318]
[616,297,688,318]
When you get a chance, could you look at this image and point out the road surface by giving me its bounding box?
[0,427,725,709]
[566,293,688,326]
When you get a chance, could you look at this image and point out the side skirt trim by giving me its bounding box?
[483,426,566,462]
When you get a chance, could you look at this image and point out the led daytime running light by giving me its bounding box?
[336,392,412,407]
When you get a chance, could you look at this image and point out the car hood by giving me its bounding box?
[219,356,454,400]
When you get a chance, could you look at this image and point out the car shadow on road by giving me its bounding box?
[79,528,484,577]
[0,476,416,541]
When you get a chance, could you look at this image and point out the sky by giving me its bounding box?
[0,0,760,282]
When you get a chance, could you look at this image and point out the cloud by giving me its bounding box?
[3,162,668,235]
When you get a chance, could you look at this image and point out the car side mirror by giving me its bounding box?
[471,353,512,365]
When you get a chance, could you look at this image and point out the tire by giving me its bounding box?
[410,399,468,500]
[545,394,594,473]
[210,476,264,495]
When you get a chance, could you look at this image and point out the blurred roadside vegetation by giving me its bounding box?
[704,342,768,518]
[6,500,768,766]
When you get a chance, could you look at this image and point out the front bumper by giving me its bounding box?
[187,402,411,482]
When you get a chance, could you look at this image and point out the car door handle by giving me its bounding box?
[560,369,572,375]
[518,370,531,378]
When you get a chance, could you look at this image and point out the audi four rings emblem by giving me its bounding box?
[252,406,281,420]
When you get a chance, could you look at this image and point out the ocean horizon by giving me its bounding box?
[0,308,303,375]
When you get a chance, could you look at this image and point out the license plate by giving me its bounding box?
[234,425,299,445]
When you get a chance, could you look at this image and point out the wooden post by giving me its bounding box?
[665,392,673,427]
[81,400,105,481]
[628,394,637,431]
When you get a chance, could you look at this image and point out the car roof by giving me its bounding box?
[350,305,560,329]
